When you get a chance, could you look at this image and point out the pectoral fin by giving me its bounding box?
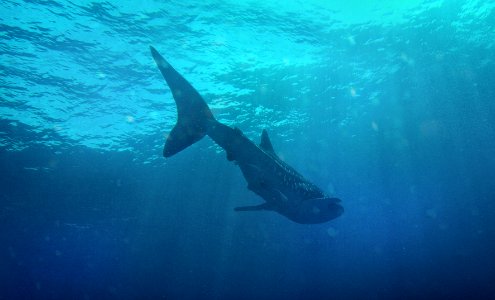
[234,203,273,212]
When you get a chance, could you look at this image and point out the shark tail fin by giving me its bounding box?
[150,46,215,157]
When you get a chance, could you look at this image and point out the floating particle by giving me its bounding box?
[348,36,356,45]
[371,121,379,131]
[350,87,357,97]
[327,227,339,238]
[426,208,437,219]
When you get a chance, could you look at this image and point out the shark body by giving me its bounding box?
[150,46,343,224]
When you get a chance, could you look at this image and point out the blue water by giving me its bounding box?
[1,0,495,299]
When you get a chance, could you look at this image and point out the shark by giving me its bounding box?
[150,46,343,224]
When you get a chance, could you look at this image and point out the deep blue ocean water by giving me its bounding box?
[1,0,495,299]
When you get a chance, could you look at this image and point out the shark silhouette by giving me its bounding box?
[150,46,343,224]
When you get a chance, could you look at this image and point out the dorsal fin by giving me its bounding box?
[259,129,275,154]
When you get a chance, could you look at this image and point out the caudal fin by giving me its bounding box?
[150,46,214,157]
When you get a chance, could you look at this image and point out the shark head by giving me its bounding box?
[285,197,344,224]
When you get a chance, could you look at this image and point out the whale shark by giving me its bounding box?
[150,46,343,224]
